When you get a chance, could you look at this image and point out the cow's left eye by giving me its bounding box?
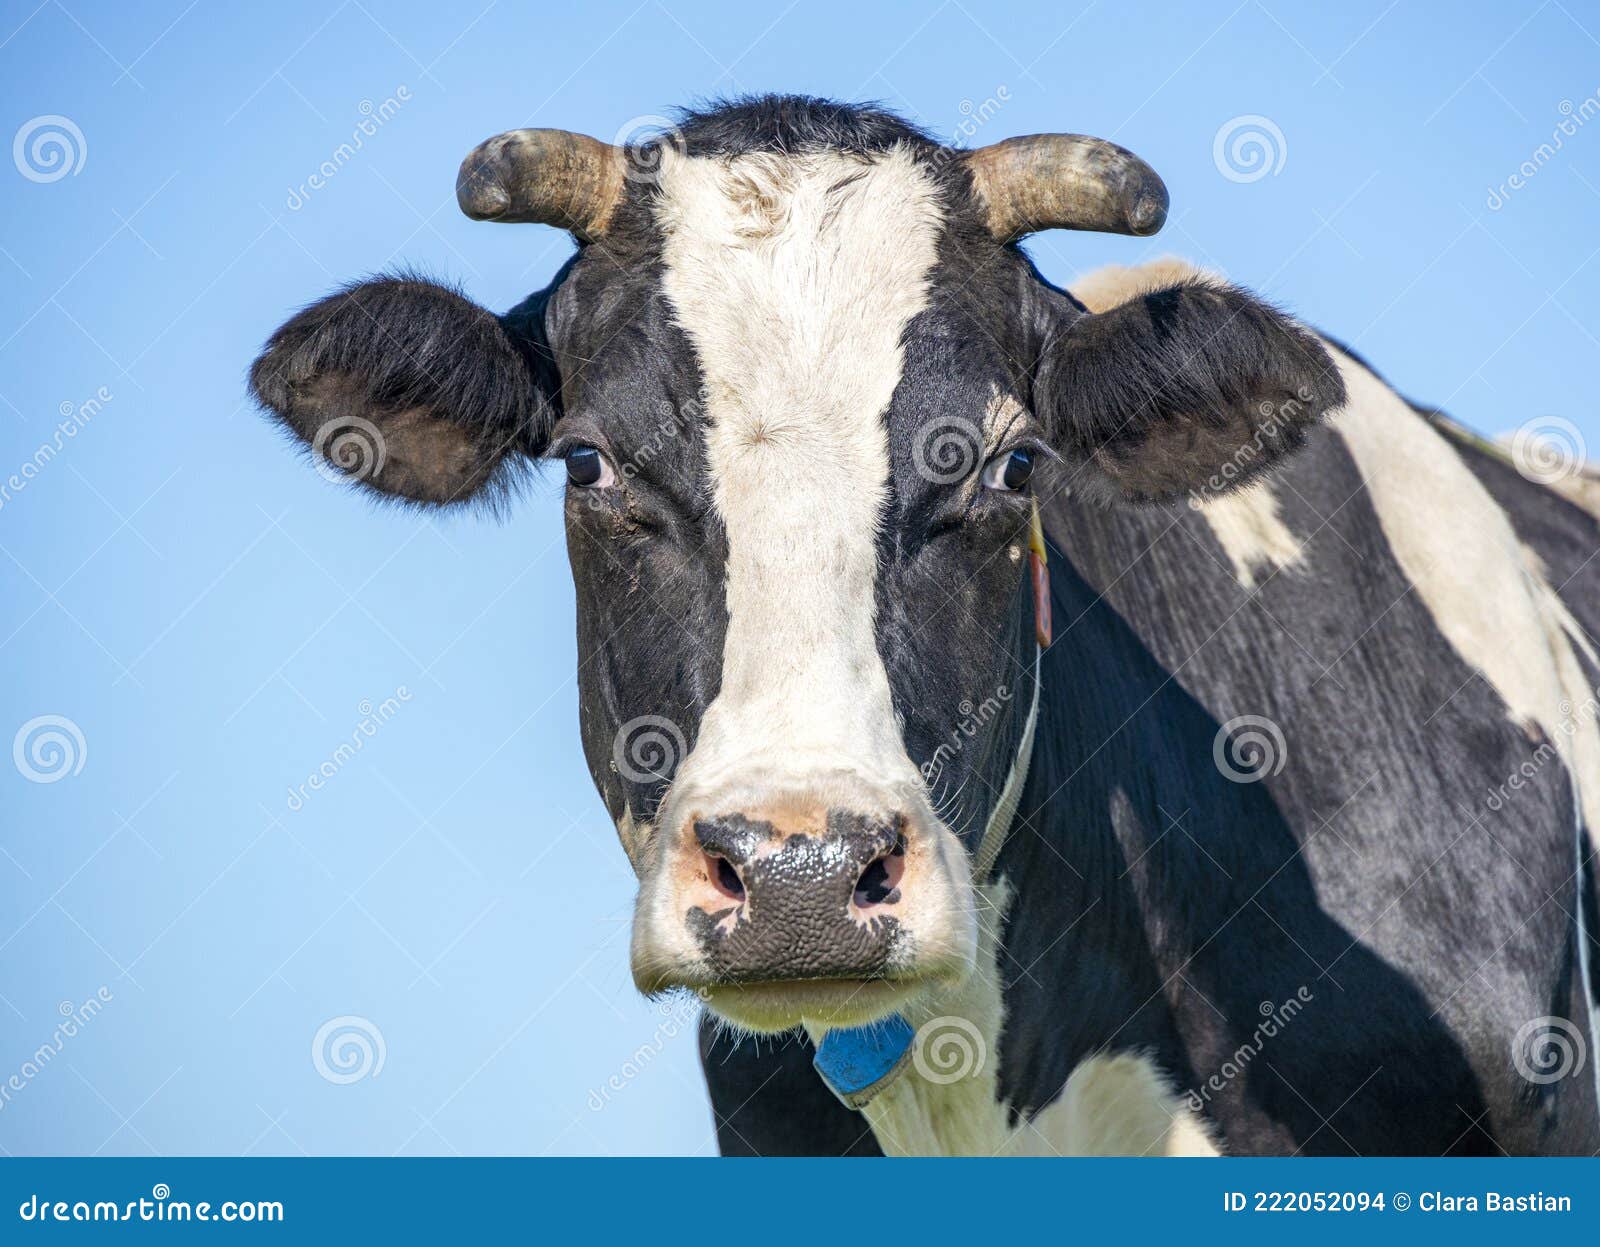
[565,445,615,488]
[982,448,1034,492]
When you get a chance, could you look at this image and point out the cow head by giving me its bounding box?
[250,98,1342,1034]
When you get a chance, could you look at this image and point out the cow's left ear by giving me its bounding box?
[250,275,557,507]
[1036,280,1345,503]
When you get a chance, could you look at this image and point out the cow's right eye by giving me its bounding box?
[565,445,615,488]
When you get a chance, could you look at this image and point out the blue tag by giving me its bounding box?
[811,1013,915,1110]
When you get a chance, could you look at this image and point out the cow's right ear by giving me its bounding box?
[249,275,556,507]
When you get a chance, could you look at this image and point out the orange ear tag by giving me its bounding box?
[1029,500,1051,649]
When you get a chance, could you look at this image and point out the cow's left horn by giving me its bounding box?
[456,128,626,241]
[962,134,1168,240]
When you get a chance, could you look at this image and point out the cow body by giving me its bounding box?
[704,285,1600,1155]
[250,97,1599,1156]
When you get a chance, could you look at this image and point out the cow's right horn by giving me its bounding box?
[456,128,626,241]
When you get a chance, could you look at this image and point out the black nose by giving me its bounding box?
[688,810,907,981]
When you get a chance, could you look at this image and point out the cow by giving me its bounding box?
[250,95,1600,1156]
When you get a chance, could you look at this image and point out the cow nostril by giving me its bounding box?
[705,853,745,902]
[855,858,893,905]
[854,837,905,909]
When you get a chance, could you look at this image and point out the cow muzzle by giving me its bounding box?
[630,779,976,1032]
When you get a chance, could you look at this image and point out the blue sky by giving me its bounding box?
[2,0,1597,1155]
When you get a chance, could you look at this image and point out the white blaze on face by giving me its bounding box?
[652,145,945,797]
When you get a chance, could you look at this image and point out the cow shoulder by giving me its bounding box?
[1327,343,1600,841]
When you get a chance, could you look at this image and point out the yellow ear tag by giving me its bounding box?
[1029,499,1051,648]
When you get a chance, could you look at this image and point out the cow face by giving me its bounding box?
[251,98,1342,1034]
